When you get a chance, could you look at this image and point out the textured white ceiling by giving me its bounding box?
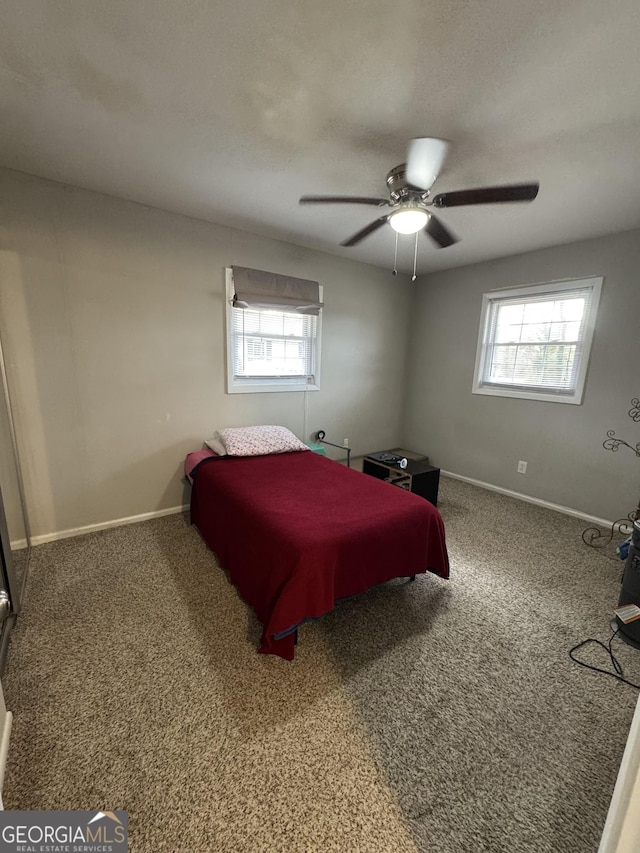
[2,0,640,274]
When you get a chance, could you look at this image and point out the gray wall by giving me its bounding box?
[0,169,412,540]
[403,229,640,521]
[2,165,638,538]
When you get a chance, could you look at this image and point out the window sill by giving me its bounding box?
[226,382,320,394]
[472,385,582,405]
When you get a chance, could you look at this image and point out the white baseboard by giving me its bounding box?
[30,504,190,546]
[598,695,640,852]
[0,709,12,801]
[25,475,615,548]
[441,470,614,529]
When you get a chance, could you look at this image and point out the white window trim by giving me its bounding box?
[224,268,322,394]
[472,276,602,405]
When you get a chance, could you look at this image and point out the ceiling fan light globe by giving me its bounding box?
[389,209,429,235]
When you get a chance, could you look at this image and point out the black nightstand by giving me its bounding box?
[363,452,440,506]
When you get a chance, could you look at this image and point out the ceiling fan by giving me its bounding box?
[299,138,539,276]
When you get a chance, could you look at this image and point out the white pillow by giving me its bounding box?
[217,425,309,457]
[204,434,227,455]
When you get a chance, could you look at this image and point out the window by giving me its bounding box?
[225,268,322,393]
[473,277,602,404]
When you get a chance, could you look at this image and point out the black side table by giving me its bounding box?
[363,452,440,506]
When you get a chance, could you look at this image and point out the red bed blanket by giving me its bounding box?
[189,451,449,660]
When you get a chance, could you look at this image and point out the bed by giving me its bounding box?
[187,446,449,660]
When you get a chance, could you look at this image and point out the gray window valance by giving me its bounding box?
[231,266,323,315]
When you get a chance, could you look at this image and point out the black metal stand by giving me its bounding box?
[582,397,639,550]
[314,430,351,468]
[582,515,637,549]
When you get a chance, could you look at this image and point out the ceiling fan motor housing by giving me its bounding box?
[386,164,430,203]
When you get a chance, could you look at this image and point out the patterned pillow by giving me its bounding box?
[217,425,309,457]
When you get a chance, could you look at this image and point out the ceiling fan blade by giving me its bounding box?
[299,195,388,206]
[425,214,458,249]
[432,183,539,208]
[406,138,450,190]
[340,216,389,247]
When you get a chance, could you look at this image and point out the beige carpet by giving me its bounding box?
[2,476,639,852]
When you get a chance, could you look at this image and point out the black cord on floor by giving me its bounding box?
[569,626,640,690]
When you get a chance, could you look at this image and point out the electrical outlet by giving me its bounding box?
[517,460,527,474]
[343,438,349,448]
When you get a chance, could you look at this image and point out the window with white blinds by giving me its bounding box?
[225,269,322,393]
[473,277,602,404]
[231,307,318,381]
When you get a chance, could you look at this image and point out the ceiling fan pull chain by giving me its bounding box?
[412,232,418,281]
[392,230,399,276]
